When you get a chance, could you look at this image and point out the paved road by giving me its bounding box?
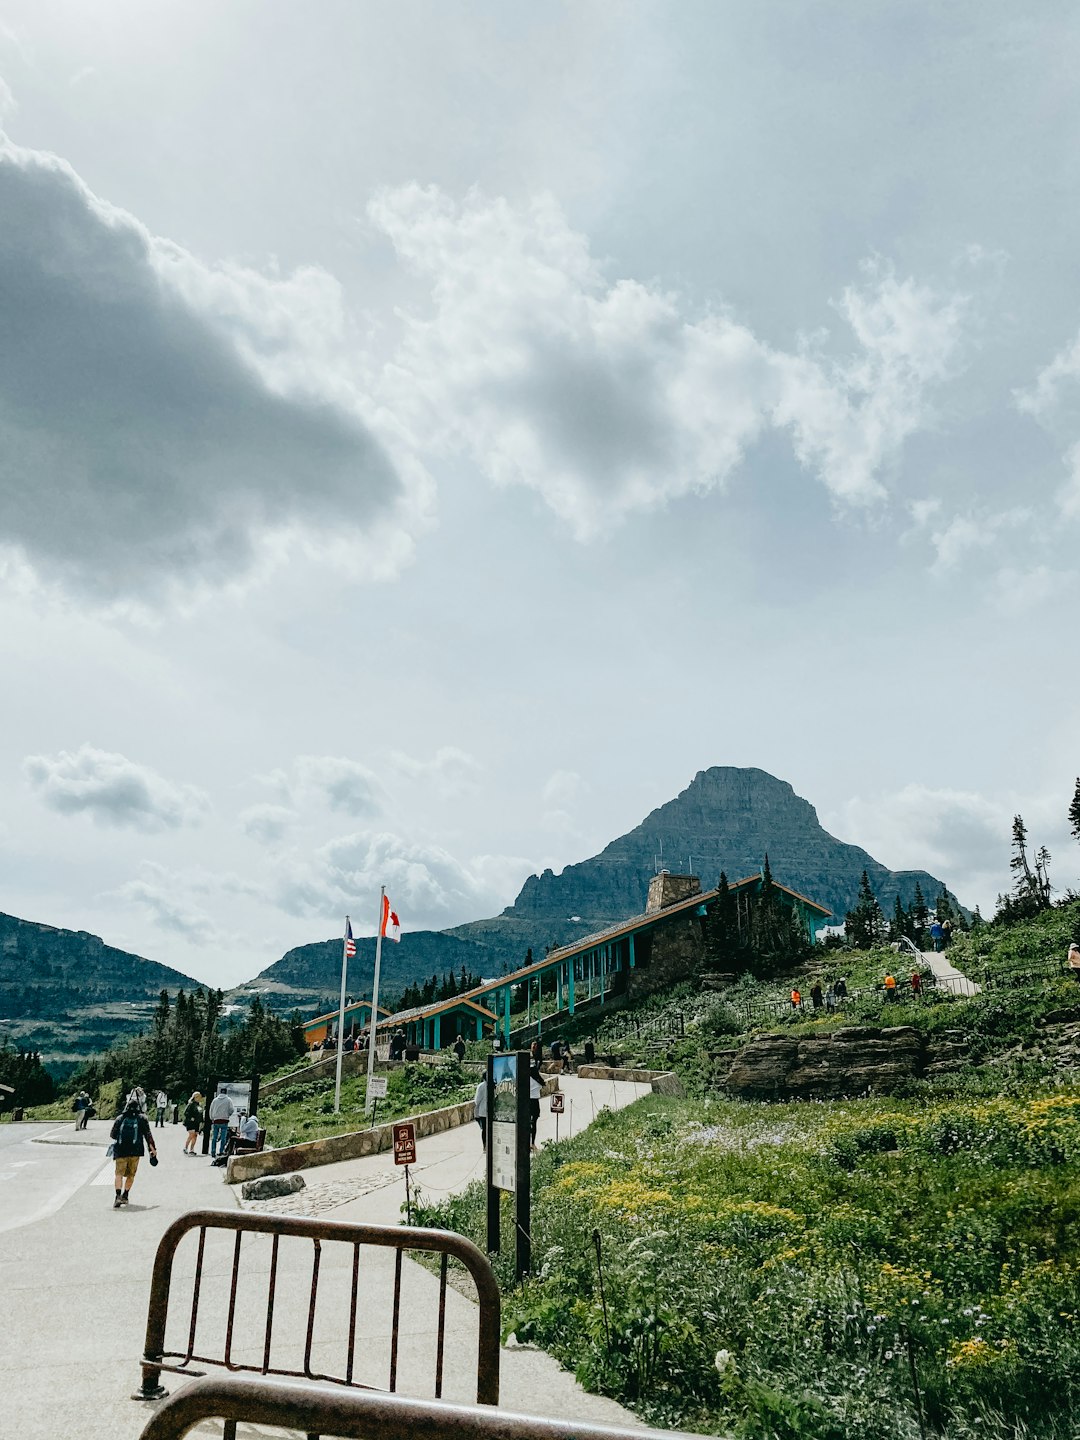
[0,1120,113,1234]
[0,1075,653,1440]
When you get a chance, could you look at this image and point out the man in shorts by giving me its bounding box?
[109,1097,157,1208]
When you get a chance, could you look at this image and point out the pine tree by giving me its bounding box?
[911,882,928,940]
[889,895,907,942]
[1070,778,1080,845]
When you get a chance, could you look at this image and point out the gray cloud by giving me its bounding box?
[239,803,298,845]
[114,867,217,944]
[273,829,524,930]
[0,137,406,599]
[371,186,968,536]
[23,744,208,832]
[389,746,483,798]
[294,756,382,816]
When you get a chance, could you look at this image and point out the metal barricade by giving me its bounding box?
[137,1209,500,1406]
[138,1374,716,1440]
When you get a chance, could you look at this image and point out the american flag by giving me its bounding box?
[344,918,355,957]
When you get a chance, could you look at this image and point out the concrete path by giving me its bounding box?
[0,1074,652,1439]
[921,946,981,996]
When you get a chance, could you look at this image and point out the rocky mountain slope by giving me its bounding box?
[232,930,491,1017]
[445,767,962,971]
[0,911,207,1071]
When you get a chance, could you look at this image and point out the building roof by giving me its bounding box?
[441,871,832,1007]
[379,994,497,1027]
[303,1000,392,1031]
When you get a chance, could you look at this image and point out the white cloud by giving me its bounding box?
[0,136,425,601]
[826,784,1072,914]
[273,829,527,930]
[294,756,382,816]
[371,186,966,535]
[239,803,298,845]
[1016,333,1080,421]
[113,865,217,944]
[993,564,1054,614]
[23,744,209,832]
[1057,440,1080,520]
[390,746,483,798]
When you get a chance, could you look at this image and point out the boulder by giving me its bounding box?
[241,1172,306,1202]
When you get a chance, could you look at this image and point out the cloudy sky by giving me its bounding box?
[2,2,1079,987]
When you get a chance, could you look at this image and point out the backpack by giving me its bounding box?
[118,1113,141,1150]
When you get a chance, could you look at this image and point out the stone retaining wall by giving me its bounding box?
[229,1078,560,1184]
[574,1064,683,1096]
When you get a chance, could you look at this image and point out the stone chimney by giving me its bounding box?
[645,871,701,914]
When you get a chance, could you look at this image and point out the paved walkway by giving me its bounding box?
[921,946,981,996]
[0,1074,652,1439]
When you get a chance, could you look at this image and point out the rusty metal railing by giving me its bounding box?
[137,1209,500,1407]
[138,1375,718,1440]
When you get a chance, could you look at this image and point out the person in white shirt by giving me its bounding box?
[155,1090,168,1128]
[239,1113,260,1143]
[473,1078,488,1149]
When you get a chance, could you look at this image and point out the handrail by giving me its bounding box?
[137,1374,716,1440]
[138,1208,500,1406]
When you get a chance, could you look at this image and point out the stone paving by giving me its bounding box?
[238,1168,399,1217]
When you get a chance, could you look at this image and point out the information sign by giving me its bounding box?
[550,1091,565,1113]
[490,1053,518,1192]
[392,1121,416,1166]
[367,1075,388,1100]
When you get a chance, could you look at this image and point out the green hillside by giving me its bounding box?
[0,911,207,1072]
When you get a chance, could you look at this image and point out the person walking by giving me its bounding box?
[183,1092,203,1154]
[790,987,802,1011]
[834,977,848,1001]
[109,1097,157,1208]
[473,1075,488,1149]
[208,1087,234,1158]
[884,973,898,1002]
[929,919,943,953]
[911,971,923,998]
[154,1090,168,1128]
[528,1057,542,1151]
[454,1034,467,1064]
[72,1090,89,1130]
[1068,943,1080,984]
[810,982,823,1010]
[941,918,953,948]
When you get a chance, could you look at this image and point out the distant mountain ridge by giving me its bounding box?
[5,766,967,1068]
[234,930,492,1017]
[443,767,963,970]
[0,911,207,1071]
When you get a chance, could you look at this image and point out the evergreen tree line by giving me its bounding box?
[71,988,306,1105]
[843,872,972,950]
[0,1040,55,1108]
[703,857,815,976]
[391,965,486,1013]
[993,781,1080,925]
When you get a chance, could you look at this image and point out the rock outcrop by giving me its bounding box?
[714,1025,969,1099]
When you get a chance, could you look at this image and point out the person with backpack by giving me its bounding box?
[183,1092,203,1154]
[109,1097,157,1208]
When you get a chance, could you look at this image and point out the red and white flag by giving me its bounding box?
[344,918,355,957]
[380,895,401,943]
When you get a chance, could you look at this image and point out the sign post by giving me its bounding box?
[486,1051,530,1280]
[367,1073,388,1130]
[550,1087,564,1142]
[393,1120,417,1223]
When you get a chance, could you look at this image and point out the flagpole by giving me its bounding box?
[333,915,350,1113]
[365,885,386,1114]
